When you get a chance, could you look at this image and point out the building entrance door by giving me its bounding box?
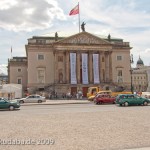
[71,87,77,98]
[82,87,88,97]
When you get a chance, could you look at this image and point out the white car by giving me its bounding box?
[17,95,46,103]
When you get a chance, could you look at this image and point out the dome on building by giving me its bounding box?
[137,56,144,65]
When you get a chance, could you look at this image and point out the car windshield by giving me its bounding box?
[134,95,140,98]
[0,99,9,102]
[0,98,9,101]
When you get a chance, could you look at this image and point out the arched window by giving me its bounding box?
[59,72,63,83]
[58,69,63,83]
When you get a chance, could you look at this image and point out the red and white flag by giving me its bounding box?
[69,4,79,15]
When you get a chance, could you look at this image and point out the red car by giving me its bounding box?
[93,94,116,105]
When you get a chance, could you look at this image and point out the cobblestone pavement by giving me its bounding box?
[0,103,150,150]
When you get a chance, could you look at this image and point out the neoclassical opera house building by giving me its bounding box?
[8,31,132,97]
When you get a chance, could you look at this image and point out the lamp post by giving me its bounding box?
[139,84,141,92]
[130,54,134,94]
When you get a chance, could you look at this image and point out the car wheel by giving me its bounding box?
[119,104,122,106]
[38,100,42,103]
[9,105,15,111]
[99,102,102,105]
[19,100,24,104]
[143,101,148,106]
[124,102,129,107]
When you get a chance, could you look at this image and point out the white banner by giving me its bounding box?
[82,53,88,84]
[70,53,77,84]
[93,54,100,84]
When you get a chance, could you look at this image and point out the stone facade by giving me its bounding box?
[132,57,149,92]
[8,57,28,93]
[8,32,132,97]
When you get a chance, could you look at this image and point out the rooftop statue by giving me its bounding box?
[55,32,58,41]
[81,22,86,32]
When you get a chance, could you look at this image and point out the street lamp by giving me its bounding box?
[139,84,141,92]
[130,54,134,94]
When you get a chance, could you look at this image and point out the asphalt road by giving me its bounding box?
[1,103,150,150]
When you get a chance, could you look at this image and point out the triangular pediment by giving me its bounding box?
[56,32,110,45]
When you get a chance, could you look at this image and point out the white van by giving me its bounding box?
[141,92,150,99]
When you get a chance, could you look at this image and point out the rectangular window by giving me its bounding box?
[17,78,22,84]
[58,56,63,62]
[18,68,21,72]
[118,70,122,76]
[38,54,44,60]
[117,70,123,83]
[117,56,122,61]
[102,57,104,62]
[36,40,46,44]
[37,68,45,83]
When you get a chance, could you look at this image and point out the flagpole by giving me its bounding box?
[78,2,80,33]
[11,46,12,59]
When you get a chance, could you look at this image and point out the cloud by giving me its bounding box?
[0,64,7,75]
[0,0,18,10]
[145,49,150,53]
[76,0,150,66]
[0,0,150,67]
[0,0,66,32]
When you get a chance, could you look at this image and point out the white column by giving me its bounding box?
[65,51,70,83]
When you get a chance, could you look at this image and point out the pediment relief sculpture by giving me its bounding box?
[57,32,110,45]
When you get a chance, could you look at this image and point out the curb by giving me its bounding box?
[21,101,91,106]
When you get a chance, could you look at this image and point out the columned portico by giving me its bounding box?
[77,52,81,84]
[65,51,70,83]
[89,52,93,83]
[105,51,110,82]
[54,51,58,83]
[99,51,102,82]
[109,51,113,82]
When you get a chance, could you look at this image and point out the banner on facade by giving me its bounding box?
[93,54,100,84]
[82,53,88,84]
[70,53,77,84]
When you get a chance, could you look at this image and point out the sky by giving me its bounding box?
[0,0,150,73]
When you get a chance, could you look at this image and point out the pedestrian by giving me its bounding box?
[76,92,79,99]
[49,92,52,99]
[62,93,66,99]
[55,92,57,98]
[78,90,83,100]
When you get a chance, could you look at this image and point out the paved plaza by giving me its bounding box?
[0,102,150,150]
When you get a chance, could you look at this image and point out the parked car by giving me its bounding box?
[0,97,20,110]
[17,95,46,103]
[93,94,116,105]
[115,94,150,106]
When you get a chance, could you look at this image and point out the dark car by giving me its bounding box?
[0,97,20,110]
[93,94,116,105]
[115,94,150,106]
